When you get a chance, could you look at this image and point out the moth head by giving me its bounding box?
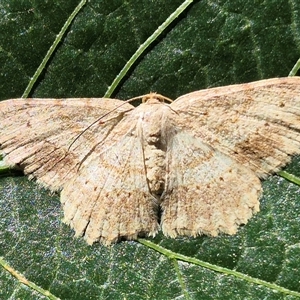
[141,93,173,104]
[126,93,173,105]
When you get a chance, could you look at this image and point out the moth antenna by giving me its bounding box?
[68,98,133,151]
[68,93,173,151]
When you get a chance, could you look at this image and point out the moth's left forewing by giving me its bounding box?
[0,98,134,190]
[170,77,300,178]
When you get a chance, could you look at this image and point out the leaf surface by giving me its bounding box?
[1,0,300,299]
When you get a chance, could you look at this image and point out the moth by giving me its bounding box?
[1,77,300,245]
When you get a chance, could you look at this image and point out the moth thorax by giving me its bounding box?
[144,138,166,198]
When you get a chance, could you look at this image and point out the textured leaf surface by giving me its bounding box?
[1,0,300,299]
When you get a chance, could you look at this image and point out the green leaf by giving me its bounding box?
[1,0,300,299]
